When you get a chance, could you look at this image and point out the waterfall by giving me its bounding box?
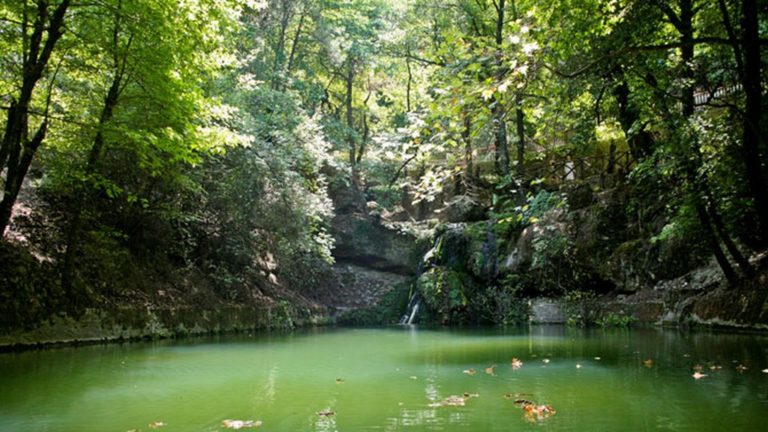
[400,234,443,325]
[399,292,420,325]
[400,234,440,325]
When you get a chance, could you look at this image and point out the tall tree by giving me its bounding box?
[738,0,768,245]
[0,0,70,236]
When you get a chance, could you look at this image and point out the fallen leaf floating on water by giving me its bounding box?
[763,369,768,374]
[409,376,418,380]
[576,363,582,369]
[692,372,708,379]
[710,365,722,370]
[429,393,479,408]
[463,368,477,376]
[316,410,335,417]
[693,364,703,372]
[336,378,345,384]
[429,396,465,408]
[221,419,263,430]
[505,392,533,400]
[643,359,653,368]
[485,365,496,375]
[736,364,748,373]
[594,357,601,361]
[511,358,523,370]
[542,359,550,364]
[148,421,166,429]
[522,404,556,423]
[515,400,556,423]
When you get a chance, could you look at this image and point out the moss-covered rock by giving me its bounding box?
[417,267,473,324]
[437,195,486,223]
[0,242,60,331]
[0,302,330,349]
[335,281,413,326]
[601,239,655,293]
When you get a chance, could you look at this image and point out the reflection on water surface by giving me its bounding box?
[1,326,767,431]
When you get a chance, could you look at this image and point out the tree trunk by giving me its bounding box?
[0,101,18,171]
[740,0,768,245]
[462,111,473,182]
[708,202,754,276]
[696,201,738,283]
[515,101,525,180]
[679,0,695,117]
[611,68,652,161]
[285,3,306,77]
[356,113,368,164]
[345,60,357,175]
[607,140,616,175]
[0,120,47,237]
[62,0,127,294]
[271,0,292,89]
[0,0,70,236]
[672,0,746,281]
[511,1,525,184]
[493,0,510,176]
[406,55,412,112]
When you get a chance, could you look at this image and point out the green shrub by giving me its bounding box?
[596,312,635,328]
[562,290,598,327]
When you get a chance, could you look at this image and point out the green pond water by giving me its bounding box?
[2,326,768,431]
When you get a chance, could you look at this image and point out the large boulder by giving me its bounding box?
[602,239,655,293]
[331,213,429,275]
[501,225,535,272]
[437,195,486,223]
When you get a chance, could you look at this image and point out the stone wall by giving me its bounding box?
[0,303,330,350]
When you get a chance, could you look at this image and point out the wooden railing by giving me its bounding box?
[527,150,634,187]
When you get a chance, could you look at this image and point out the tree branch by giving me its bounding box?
[388,153,419,188]
[545,37,765,78]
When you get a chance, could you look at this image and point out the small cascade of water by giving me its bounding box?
[399,292,420,325]
[400,233,441,325]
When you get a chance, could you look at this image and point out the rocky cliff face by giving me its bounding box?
[318,178,431,322]
[407,180,768,330]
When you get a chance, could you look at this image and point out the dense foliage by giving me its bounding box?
[0,0,765,327]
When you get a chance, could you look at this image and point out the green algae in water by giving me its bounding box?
[1,326,768,431]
